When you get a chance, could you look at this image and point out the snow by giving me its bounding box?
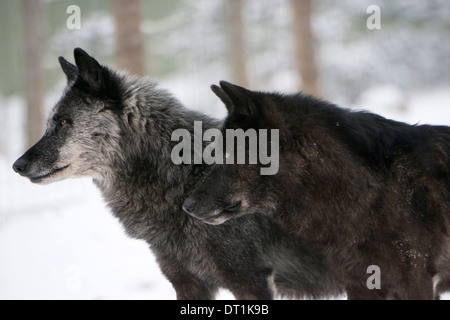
[0,156,235,300]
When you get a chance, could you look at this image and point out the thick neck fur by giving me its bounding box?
[93,74,219,241]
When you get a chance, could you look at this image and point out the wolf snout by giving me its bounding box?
[182,197,197,215]
[12,158,29,176]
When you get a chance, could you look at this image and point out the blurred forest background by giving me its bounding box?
[0,0,449,155]
[0,0,449,299]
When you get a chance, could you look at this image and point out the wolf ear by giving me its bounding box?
[211,84,234,113]
[73,47,103,89]
[58,56,78,84]
[211,81,258,118]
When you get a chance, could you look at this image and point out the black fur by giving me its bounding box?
[186,81,450,300]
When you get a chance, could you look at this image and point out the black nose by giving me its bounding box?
[182,198,197,215]
[12,158,29,175]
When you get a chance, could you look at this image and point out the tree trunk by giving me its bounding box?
[22,0,45,147]
[111,0,145,76]
[291,0,320,96]
[225,0,249,88]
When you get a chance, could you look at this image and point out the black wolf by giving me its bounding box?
[184,81,450,299]
[12,49,342,299]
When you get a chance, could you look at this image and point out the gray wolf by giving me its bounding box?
[12,49,342,299]
[184,81,450,299]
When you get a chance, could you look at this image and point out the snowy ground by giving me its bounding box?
[0,85,449,300]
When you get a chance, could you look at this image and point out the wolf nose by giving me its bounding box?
[12,158,29,175]
[182,198,197,215]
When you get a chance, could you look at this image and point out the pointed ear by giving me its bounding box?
[212,81,258,118]
[58,56,78,84]
[73,47,103,89]
[211,84,234,113]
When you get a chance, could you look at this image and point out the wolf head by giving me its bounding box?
[12,48,148,184]
[183,81,288,225]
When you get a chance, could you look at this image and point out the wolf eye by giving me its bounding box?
[59,119,68,126]
[224,201,242,213]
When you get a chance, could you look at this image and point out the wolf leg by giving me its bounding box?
[230,275,274,300]
[165,269,217,300]
[172,276,218,300]
[157,257,218,300]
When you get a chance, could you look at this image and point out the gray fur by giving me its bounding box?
[13,48,343,300]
